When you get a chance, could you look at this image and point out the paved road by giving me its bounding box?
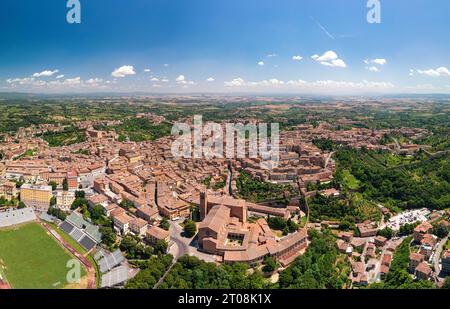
[169,220,189,259]
[433,234,449,281]
[154,220,216,289]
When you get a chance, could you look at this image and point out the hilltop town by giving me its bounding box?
[0,97,449,289]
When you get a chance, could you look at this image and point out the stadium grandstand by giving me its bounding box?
[59,212,102,251]
[100,265,132,288]
[95,249,125,273]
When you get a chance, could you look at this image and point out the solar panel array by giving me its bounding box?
[0,208,37,228]
[101,265,129,288]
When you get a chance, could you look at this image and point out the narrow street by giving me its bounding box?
[433,235,449,282]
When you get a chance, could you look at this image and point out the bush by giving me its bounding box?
[183,220,197,237]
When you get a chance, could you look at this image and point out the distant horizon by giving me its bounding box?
[1,0,450,94]
[1,90,450,99]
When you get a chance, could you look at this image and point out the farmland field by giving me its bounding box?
[0,222,86,289]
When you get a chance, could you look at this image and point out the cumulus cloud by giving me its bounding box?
[367,66,380,72]
[62,77,81,85]
[150,77,160,82]
[224,77,394,92]
[144,68,151,72]
[311,51,346,68]
[206,77,215,82]
[364,58,387,66]
[56,74,65,79]
[372,58,387,66]
[6,77,39,85]
[416,67,450,77]
[175,75,195,85]
[257,61,265,66]
[224,78,245,87]
[6,75,108,90]
[292,55,303,61]
[111,65,136,78]
[33,69,59,77]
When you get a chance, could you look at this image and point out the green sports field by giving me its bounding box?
[0,222,84,289]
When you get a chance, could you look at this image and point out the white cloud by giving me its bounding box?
[175,75,195,85]
[161,78,169,82]
[372,58,387,66]
[144,68,151,72]
[85,78,103,85]
[417,67,450,77]
[409,69,415,77]
[367,66,380,72]
[312,51,337,62]
[63,77,81,85]
[224,77,394,92]
[206,77,215,82]
[364,58,386,72]
[56,74,65,79]
[7,77,33,84]
[224,78,245,87]
[163,64,169,67]
[150,77,160,82]
[292,55,303,61]
[321,59,346,68]
[152,84,162,88]
[311,51,346,68]
[257,61,265,66]
[365,58,387,66]
[267,53,277,58]
[111,65,136,78]
[33,69,59,77]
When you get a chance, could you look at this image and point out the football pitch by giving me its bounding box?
[0,222,84,289]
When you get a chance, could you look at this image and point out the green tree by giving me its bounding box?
[100,226,117,247]
[49,181,58,191]
[154,240,168,255]
[377,227,394,239]
[62,178,68,191]
[75,190,85,199]
[442,277,450,289]
[71,197,88,210]
[160,218,170,231]
[90,204,104,221]
[183,220,197,237]
[262,256,277,273]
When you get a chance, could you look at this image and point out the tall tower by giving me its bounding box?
[200,191,208,220]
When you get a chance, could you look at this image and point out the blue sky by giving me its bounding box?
[1,0,450,94]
